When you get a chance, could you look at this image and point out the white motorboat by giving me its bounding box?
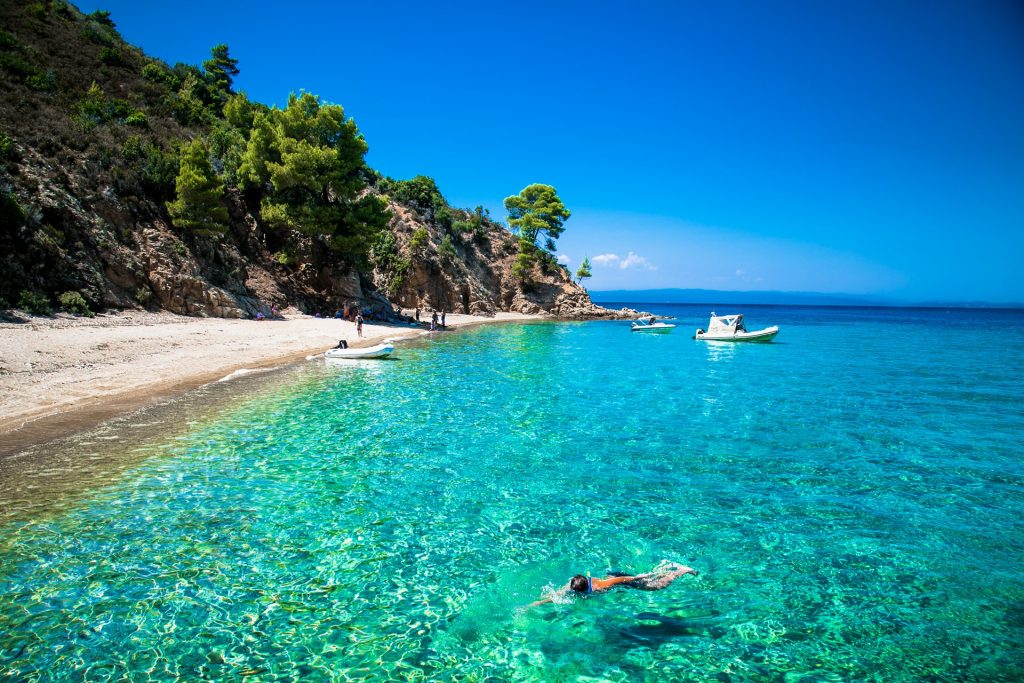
[694,312,778,342]
[324,342,394,359]
[631,322,676,333]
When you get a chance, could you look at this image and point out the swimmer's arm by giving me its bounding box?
[527,584,569,608]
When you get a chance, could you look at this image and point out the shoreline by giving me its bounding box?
[0,309,539,457]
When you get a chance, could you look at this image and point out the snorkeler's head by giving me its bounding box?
[569,575,590,593]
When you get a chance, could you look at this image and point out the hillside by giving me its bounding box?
[0,1,617,320]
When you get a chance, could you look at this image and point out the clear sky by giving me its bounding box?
[81,0,1024,303]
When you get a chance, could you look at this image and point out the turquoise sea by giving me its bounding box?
[2,305,1023,682]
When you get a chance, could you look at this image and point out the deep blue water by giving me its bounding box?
[1,305,1023,681]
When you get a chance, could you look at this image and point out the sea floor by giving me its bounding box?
[2,308,1023,681]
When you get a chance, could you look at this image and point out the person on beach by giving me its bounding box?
[415,307,421,323]
[356,313,364,337]
[528,562,698,607]
[441,310,446,328]
[431,310,438,331]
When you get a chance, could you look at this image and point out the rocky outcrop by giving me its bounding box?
[137,228,251,318]
[371,201,627,320]
[6,135,624,319]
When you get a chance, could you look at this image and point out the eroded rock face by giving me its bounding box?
[139,228,249,318]
[372,200,624,319]
[8,143,616,319]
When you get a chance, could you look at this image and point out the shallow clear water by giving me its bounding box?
[2,306,1024,681]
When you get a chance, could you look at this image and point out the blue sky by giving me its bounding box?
[82,0,1024,302]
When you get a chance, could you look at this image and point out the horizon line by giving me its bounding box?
[588,288,1023,310]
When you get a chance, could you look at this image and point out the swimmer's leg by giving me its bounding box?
[623,565,698,591]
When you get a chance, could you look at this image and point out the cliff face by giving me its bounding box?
[371,201,612,318]
[0,2,618,320]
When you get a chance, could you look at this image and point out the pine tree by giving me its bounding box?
[575,256,592,285]
[166,139,229,237]
[238,92,389,263]
[203,44,239,98]
[504,184,571,281]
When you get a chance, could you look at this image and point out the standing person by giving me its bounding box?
[441,310,446,328]
[356,312,364,337]
[415,307,421,322]
[431,310,438,331]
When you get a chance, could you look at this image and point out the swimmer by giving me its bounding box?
[528,562,698,607]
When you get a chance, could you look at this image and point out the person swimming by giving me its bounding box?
[528,562,698,607]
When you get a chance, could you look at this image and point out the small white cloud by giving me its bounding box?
[592,253,620,266]
[735,269,745,277]
[620,251,657,271]
[557,254,571,265]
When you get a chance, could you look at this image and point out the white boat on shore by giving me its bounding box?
[324,342,395,359]
[694,313,778,342]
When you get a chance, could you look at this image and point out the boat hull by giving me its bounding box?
[631,324,676,333]
[694,326,778,342]
[324,343,394,359]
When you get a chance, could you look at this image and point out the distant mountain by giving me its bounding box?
[590,288,897,306]
[590,288,1022,309]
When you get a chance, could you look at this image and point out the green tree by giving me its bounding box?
[203,44,239,100]
[223,91,257,131]
[237,92,389,263]
[167,71,209,125]
[504,184,571,280]
[575,256,592,285]
[166,138,228,236]
[409,227,428,254]
[386,175,441,209]
[439,234,457,262]
[504,184,570,251]
[453,205,488,240]
[208,120,247,185]
[58,291,93,317]
[512,238,540,281]
[209,93,259,186]
[371,231,410,296]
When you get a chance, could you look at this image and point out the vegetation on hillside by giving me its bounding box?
[0,1,589,317]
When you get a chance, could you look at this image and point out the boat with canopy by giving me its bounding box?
[694,313,778,342]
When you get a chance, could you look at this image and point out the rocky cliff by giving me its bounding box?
[0,2,623,320]
[370,201,616,318]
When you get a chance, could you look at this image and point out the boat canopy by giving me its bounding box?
[706,313,746,334]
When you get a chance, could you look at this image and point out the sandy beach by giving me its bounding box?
[0,309,537,455]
